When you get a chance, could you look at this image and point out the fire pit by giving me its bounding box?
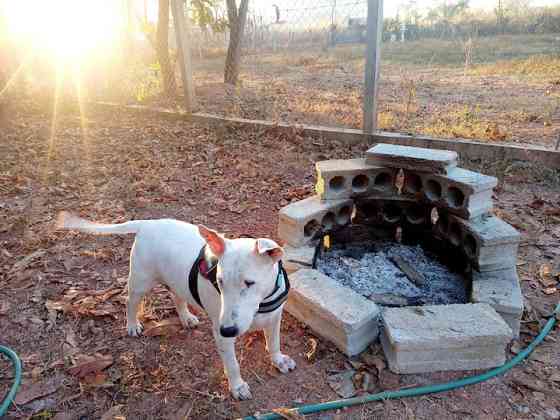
[278,144,523,374]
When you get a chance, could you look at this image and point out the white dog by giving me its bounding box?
[56,213,296,400]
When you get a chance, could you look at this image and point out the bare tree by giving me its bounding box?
[224,0,249,85]
[156,0,177,96]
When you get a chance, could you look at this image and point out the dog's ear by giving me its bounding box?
[198,225,226,256]
[255,238,284,263]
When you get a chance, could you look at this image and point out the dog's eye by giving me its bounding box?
[245,280,255,288]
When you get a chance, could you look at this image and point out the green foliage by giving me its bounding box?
[191,0,228,32]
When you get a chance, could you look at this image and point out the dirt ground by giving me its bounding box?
[1,98,560,419]
[182,35,560,150]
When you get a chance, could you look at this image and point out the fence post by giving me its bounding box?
[170,0,195,113]
[363,0,383,134]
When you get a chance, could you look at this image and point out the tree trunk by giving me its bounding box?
[157,0,177,96]
[224,0,249,85]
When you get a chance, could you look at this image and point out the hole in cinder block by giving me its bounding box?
[425,179,442,201]
[404,172,422,194]
[405,204,426,225]
[382,203,402,223]
[322,212,336,230]
[352,174,369,193]
[329,176,346,192]
[336,206,352,225]
[357,201,378,220]
[464,234,477,258]
[449,222,462,246]
[447,187,465,209]
[374,172,393,191]
[304,220,321,238]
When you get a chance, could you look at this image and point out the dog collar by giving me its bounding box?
[188,245,290,314]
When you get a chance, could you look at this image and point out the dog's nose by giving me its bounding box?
[220,325,239,337]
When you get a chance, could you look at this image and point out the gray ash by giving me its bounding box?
[317,241,468,306]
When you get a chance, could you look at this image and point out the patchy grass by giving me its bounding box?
[420,104,509,141]
[381,33,560,67]
[470,55,560,76]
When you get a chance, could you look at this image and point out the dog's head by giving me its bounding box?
[198,225,284,338]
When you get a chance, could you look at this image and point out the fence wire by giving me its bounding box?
[1,0,558,149]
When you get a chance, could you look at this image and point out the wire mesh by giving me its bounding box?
[1,0,558,149]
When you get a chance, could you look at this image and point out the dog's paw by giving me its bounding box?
[230,380,252,400]
[272,353,297,374]
[127,322,143,337]
[179,312,200,328]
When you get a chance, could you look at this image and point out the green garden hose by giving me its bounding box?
[244,302,560,420]
[0,345,22,417]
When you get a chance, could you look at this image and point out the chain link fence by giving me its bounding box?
[1,0,558,148]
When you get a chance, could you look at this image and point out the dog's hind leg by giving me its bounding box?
[171,293,200,328]
[126,270,155,337]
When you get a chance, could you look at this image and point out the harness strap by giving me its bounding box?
[188,245,290,314]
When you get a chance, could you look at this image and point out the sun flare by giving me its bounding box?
[3,0,124,63]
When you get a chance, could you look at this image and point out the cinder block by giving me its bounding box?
[354,196,424,226]
[283,245,315,274]
[315,158,398,200]
[436,214,520,272]
[405,168,497,219]
[366,143,457,174]
[471,268,524,338]
[278,196,354,247]
[286,269,381,356]
[381,303,512,374]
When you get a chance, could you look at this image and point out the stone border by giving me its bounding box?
[89,102,560,168]
[280,145,524,371]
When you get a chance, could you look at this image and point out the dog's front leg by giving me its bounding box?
[264,310,296,374]
[212,328,252,400]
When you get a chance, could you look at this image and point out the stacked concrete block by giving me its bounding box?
[366,143,458,174]
[283,245,315,274]
[315,158,399,200]
[286,269,381,356]
[403,167,497,219]
[278,196,354,247]
[354,196,432,231]
[437,214,521,272]
[471,268,524,338]
[381,303,513,374]
[277,143,521,369]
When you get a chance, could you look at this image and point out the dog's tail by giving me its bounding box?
[56,212,143,235]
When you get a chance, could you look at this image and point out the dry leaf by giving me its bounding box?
[65,326,79,348]
[143,317,183,337]
[100,405,125,420]
[9,249,46,276]
[14,375,63,405]
[82,371,113,388]
[327,370,356,398]
[68,353,113,378]
[31,366,44,382]
[305,338,318,362]
[543,287,557,295]
[539,264,557,288]
[544,207,560,216]
[0,301,10,315]
[271,407,305,419]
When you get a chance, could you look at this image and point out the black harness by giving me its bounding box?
[188,246,290,314]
